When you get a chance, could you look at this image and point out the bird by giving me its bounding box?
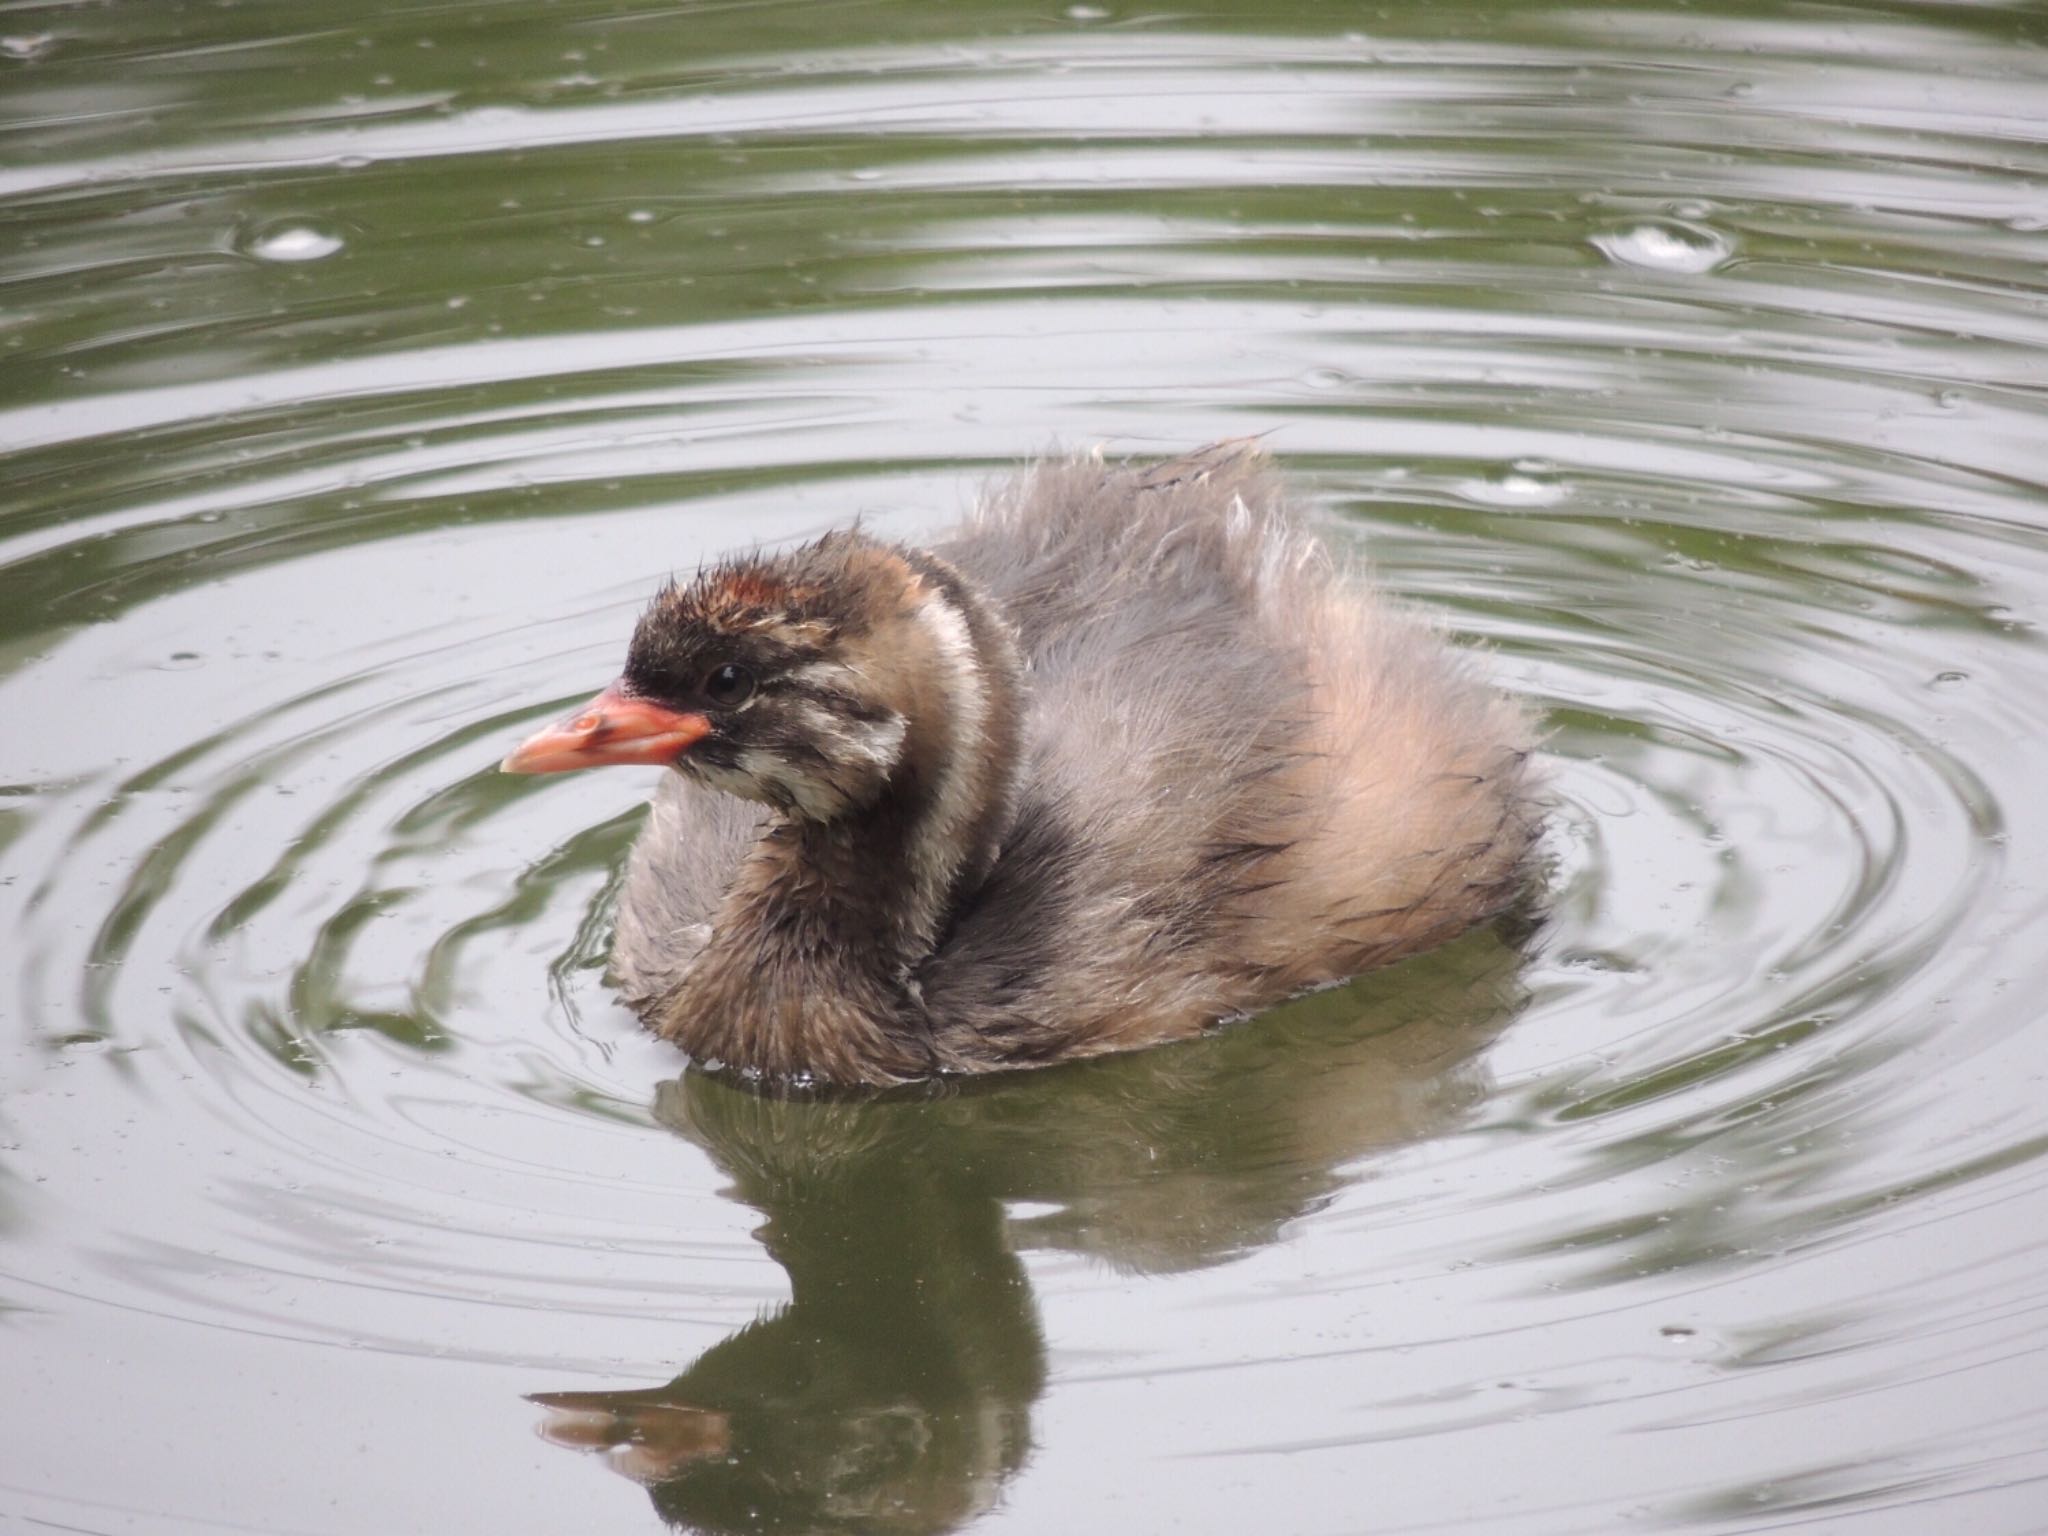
[503,440,1539,1086]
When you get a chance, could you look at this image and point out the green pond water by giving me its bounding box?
[4,1,2047,1532]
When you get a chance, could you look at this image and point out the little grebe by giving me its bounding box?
[504,441,1539,1084]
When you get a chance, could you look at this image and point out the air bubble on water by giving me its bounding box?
[241,222,346,262]
[1457,458,1568,508]
[1591,219,1733,275]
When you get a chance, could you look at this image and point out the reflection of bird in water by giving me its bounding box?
[505,441,1539,1084]
[530,925,1535,1535]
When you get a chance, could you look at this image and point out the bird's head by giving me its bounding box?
[503,530,992,823]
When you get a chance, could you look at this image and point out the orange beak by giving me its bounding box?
[500,682,711,774]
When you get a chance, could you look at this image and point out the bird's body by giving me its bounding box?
[507,443,1538,1085]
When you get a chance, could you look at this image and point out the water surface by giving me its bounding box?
[5,2,2048,1532]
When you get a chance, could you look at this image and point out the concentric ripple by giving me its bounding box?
[5,2,2048,1533]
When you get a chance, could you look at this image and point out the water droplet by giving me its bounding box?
[1557,949,1634,973]
[1935,388,1965,410]
[627,208,656,224]
[1457,464,1568,508]
[242,221,346,262]
[1,33,53,60]
[847,168,883,183]
[1591,219,1733,275]
[1065,3,1110,17]
[1931,670,1968,689]
[1303,366,1350,390]
[1659,1324,1697,1341]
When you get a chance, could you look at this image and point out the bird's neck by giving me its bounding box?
[667,556,1024,1083]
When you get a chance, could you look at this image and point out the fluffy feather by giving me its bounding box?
[604,442,1539,1084]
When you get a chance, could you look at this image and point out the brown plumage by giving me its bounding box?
[504,441,1540,1085]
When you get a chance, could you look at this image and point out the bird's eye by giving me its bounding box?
[703,663,755,707]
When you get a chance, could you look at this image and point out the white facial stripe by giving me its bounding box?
[791,698,906,771]
[737,748,844,820]
[790,700,839,737]
[844,711,909,768]
[790,659,864,688]
[904,584,990,930]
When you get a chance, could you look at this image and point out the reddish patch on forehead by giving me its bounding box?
[669,561,831,639]
[708,567,794,609]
